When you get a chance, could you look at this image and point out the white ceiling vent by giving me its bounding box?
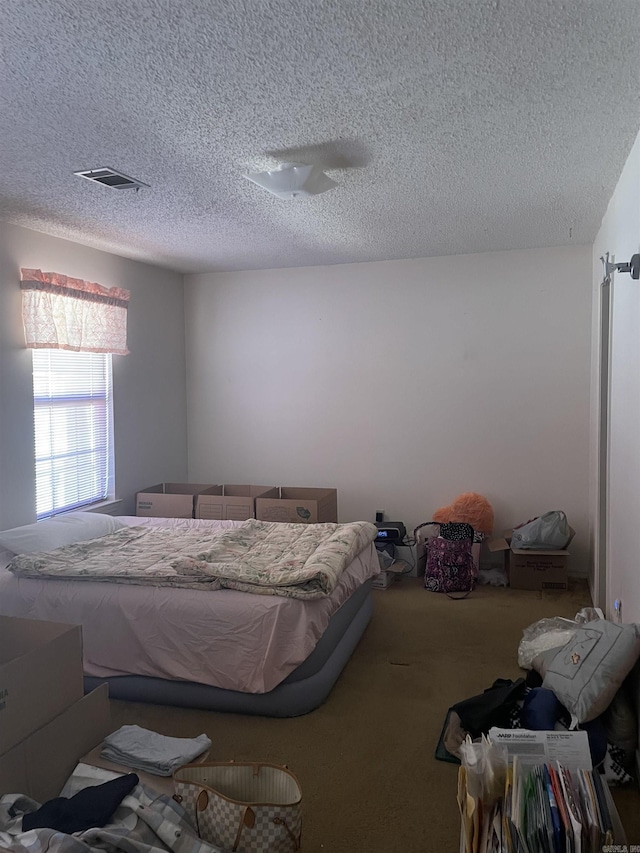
[73,167,149,190]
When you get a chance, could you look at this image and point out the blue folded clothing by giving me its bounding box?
[521,687,563,731]
[101,725,211,776]
[521,687,607,766]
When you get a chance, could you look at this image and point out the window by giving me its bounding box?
[32,350,113,518]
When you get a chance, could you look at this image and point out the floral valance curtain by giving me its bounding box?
[20,268,130,355]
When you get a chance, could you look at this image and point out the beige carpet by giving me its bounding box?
[110,578,640,851]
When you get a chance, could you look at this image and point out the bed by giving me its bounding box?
[0,514,379,717]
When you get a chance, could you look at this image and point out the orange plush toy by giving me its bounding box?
[432,492,494,537]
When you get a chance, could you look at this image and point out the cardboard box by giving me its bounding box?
[136,483,221,518]
[508,550,570,591]
[0,685,111,801]
[372,569,399,589]
[80,740,210,797]
[0,615,85,755]
[487,527,574,591]
[256,487,338,524]
[80,743,175,797]
[196,485,279,522]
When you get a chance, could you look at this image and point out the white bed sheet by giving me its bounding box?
[0,516,379,693]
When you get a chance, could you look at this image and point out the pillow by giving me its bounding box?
[0,511,126,555]
[542,620,640,723]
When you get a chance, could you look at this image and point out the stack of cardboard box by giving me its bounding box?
[0,615,111,802]
[136,484,338,523]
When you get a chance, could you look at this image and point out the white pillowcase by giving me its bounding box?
[0,511,126,556]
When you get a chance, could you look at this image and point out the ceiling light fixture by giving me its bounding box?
[243,162,337,199]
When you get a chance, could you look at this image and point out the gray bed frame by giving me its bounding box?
[85,580,373,717]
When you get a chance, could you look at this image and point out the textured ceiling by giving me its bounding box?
[1,0,639,273]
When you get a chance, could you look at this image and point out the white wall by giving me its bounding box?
[591,129,640,619]
[185,245,592,571]
[0,222,188,528]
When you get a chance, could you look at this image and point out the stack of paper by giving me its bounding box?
[505,757,617,853]
[457,728,626,853]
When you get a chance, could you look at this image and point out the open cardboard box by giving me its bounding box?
[196,484,279,521]
[256,487,338,524]
[0,615,112,801]
[136,483,221,518]
[0,685,111,802]
[487,526,575,591]
[0,615,85,755]
[80,739,211,797]
[79,744,177,797]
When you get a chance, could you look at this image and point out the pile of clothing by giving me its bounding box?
[437,612,640,787]
[0,726,216,853]
[0,768,227,853]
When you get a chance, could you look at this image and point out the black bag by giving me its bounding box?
[451,678,527,738]
[435,678,528,763]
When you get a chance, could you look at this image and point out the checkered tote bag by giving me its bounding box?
[173,761,302,852]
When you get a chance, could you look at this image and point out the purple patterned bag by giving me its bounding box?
[424,533,476,596]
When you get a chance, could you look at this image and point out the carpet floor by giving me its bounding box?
[110,577,640,851]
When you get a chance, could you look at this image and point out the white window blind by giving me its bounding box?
[33,350,113,519]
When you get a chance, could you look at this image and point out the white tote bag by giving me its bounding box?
[173,761,302,852]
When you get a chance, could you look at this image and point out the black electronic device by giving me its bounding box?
[374,521,407,544]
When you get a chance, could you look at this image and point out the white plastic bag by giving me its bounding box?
[517,617,577,669]
[511,511,570,550]
[517,607,603,669]
[459,734,508,807]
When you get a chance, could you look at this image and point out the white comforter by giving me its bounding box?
[7,518,377,600]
